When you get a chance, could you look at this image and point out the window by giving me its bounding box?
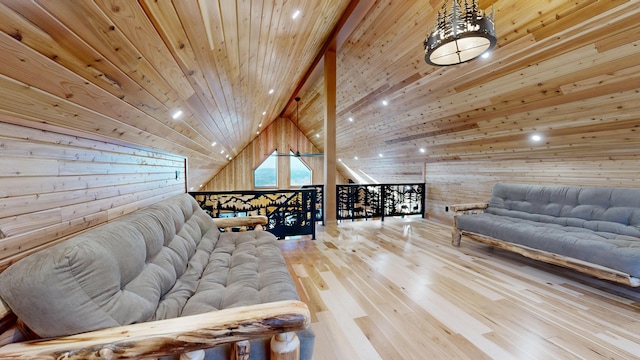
[254,151,278,188]
[290,151,312,187]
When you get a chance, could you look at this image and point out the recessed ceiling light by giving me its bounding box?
[172,110,183,119]
[419,148,426,153]
[256,131,260,134]
[292,10,300,19]
[199,184,203,187]
[531,134,542,141]
[262,111,266,115]
[211,142,217,146]
[481,52,490,59]
[316,134,320,138]
[220,150,225,154]
[382,100,388,106]
[339,158,342,162]
[354,156,358,160]
[228,157,232,161]
[348,117,354,122]
[258,123,262,127]
[268,89,274,94]
[379,153,383,157]
[189,187,194,191]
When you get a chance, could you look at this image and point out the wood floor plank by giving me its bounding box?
[279,218,640,359]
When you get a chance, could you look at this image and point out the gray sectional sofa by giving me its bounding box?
[452,183,640,287]
[0,193,314,359]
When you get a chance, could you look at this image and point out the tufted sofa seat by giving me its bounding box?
[0,193,314,359]
[452,183,640,286]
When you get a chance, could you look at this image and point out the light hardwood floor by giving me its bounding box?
[278,218,640,360]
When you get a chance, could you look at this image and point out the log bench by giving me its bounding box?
[0,194,314,359]
[451,183,640,287]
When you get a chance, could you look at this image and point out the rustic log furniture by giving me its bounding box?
[0,194,314,359]
[452,183,640,287]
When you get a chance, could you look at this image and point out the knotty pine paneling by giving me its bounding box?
[295,0,640,189]
[204,117,345,191]
[0,0,350,190]
[426,156,640,224]
[0,121,186,268]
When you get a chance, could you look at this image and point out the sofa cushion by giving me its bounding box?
[0,194,219,338]
[457,183,640,278]
[457,213,640,277]
[177,230,299,317]
[487,183,640,227]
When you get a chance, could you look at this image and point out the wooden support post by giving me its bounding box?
[323,45,337,225]
[233,340,250,360]
[270,332,300,360]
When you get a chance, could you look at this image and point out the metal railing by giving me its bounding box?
[190,183,425,239]
[190,189,317,239]
[337,183,426,221]
[301,184,324,224]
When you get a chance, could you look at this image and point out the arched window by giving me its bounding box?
[254,151,278,188]
[290,151,312,187]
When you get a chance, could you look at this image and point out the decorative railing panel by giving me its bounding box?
[337,185,382,220]
[382,184,425,217]
[191,183,424,237]
[301,184,324,224]
[190,189,317,239]
[336,183,425,221]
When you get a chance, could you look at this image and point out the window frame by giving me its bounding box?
[289,150,312,187]
[254,150,278,189]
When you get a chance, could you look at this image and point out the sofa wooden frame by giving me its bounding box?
[0,216,311,360]
[451,203,640,288]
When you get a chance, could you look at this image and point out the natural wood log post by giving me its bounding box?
[452,213,461,246]
[232,340,250,360]
[180,349,205,360]
[97,348,114,359]
[450,203,488,246]
[213,216,268,234]
[452,229,462,247]
[0,300,310,359]
[213,216,268,229]
[270,332,299,360]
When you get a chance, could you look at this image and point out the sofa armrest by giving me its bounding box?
[0,300,309,360]
[451,203,488,247]
[213,216,268,229]
[450,202,488,213]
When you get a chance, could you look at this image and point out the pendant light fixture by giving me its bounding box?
[424,0,496,66]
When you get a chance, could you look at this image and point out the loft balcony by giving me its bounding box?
[190,183,426,240]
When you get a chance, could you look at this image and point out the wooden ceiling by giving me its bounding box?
[1,0,639,186]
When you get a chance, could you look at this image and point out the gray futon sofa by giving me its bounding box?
[0,193,314,359]
[452,183,640,287]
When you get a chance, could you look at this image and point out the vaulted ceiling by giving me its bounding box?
[1,0,639,187]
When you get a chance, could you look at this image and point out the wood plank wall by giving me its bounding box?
[204,117,345,191]
[426,156,640,224]
[0,121,186,269]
